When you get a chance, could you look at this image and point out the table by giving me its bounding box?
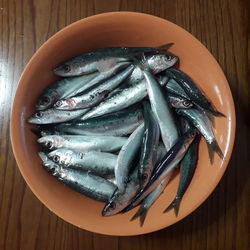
[0,0,249,249]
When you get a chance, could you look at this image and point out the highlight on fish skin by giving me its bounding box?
[28,43,225,227]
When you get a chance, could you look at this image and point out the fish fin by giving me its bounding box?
[156,43,174,53]
[163,197,181,216]
[209,108,226,118]
[130,205,148,227]
[207,140,224,164]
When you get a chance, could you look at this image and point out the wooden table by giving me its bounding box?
[0,0,249,249]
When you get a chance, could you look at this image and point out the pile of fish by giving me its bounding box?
[28,43,225,226]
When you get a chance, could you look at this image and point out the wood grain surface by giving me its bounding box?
[0,0,249,249]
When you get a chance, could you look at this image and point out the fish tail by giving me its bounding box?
[207,140,224,164]
[209,108,226,118]
[156,43,174,53]
[130,205,148,227]
[163,197,181,216]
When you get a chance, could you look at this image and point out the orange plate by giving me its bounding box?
[10,12,235,236]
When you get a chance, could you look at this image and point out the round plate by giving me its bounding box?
[10,12,235,236]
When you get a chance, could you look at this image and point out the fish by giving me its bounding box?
[140,60,178,150]
[102,168,140,216]
[131,172,174,226]
[128,54,178,85]
[54,65,134,110]
[115,123,145,192]
[79,80,148,121]
[164,126,199,216]
[39,152,116,202]
[35,72,99,111]
[176,108,223,163]
[168,95,193,109]
[165,68,225,117]
[138,102,160,188]
[48,149,117,177]
[53,43,174,77]
[54,107,144,136]
[28,108,90,124]
[126,129,197,210]
[37,135,127,152]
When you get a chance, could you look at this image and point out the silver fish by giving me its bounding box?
[53,43,174,77]
[37,135,127,152]
[28,108,90,124]
[48,149,117,177]
[176,108,223,163]
[36,72,99,111]
[54,65,134,110]
[80,80,148,121]
[115,123,145,192]
[55,107,143,136]
[142,66,178,150]
[39,152,116,202]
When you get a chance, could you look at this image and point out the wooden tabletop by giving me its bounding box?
[0,0,249,249]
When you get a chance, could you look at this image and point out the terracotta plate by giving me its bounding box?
[10,12,235,236]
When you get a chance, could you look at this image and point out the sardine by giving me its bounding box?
[55,107,143,136]
[115,123,145,192]
[37,135,127,152]
[48,149,117,177]
[165,79,190,99]
[176,108,223,163]
[39,152,116,202]
[138,102,160,188]
[53,43,173,77]
[165,68,225,117]
[28,108,90,124]
[54,65,134,110]
[141,64,178,150]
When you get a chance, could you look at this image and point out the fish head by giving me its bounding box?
[36,90,58,110]
[169,96,193,109]
[148,54,179,74]
[139,165,152,188]
[102,192,125,216]
[38,152,63,177]
[48,149,72,166]
[54,99,76,110]
[28,111,47,124]
[53,62,83,77]
[37,135,64,149]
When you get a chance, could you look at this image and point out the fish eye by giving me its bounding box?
[54,100,62,107]
[63,64,71,73]
[53,155,60,163]
[109,201,116,210]
[45,141,52,148]
[166,55,172,60]
[40,96,50,105]
[183,100,191,107]
[35,111,44,118]
[142,173,148,181]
